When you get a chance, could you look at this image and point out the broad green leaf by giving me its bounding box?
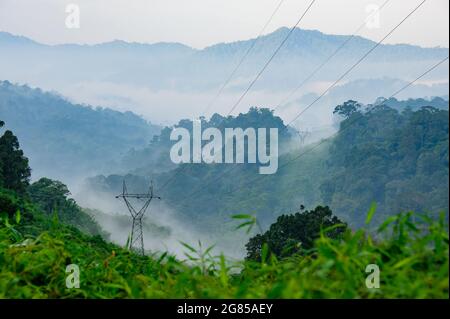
[231,214,253,220]
[15,210,21,224]
[157,251,168,264]
[377,216,397,233]
[261,243,269,263]
[204,244,216,256]
[235,221,254,230]
[365,202,377,225]
[179,241,197,253]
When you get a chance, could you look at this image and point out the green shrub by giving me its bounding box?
[0,207,447,298]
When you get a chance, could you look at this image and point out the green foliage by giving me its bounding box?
[2,98,447,298]
[28,178,106,237]
[180,240,217,275]
[121,106,291,176]
[0,188,21,218]
[381,96,448,111]
[245,206,346,261]
[0,81,161,179]
[232,214,260,234]
[89,101,448,243]
[28,178,71,212]
[0,126,31,193]
[321,104,449,227]
[0,187,35,226]
[0,156,448,298]
[0,202,447,298]
[333,100,363,117]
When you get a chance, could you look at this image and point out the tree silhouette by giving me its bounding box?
[245,205,346,261]
[0,123,31,193]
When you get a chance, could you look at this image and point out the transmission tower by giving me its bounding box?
[297,129,311,146]
[115,180,161,255]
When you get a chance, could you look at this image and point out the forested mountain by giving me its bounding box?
[0,81,161,182]
[1,93,448,298]
[121,107,292,176]
[378,96,449,111]
[0,120,104,237]
[1,77,448,255]
[83,98,449,250]
[321,102,449,227]
[0,125,446,297]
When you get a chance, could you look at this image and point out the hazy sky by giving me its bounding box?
[0,0,448,48]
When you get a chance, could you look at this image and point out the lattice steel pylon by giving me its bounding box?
[115,180,161,255]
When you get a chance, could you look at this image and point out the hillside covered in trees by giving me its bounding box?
[1,80,448,261]
[0,81,161,182]
[0,119,448,298]
[85,99,449,245]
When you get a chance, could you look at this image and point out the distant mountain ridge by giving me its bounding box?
[1,28,448,91]
[1,27,447,57]
[203,27,448,60]
[1,28,448,123]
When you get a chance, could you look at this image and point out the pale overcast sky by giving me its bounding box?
[0,0,448,48]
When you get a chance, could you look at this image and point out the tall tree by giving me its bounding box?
[28,177,71,213]
[333,100,363,118]
[0,123,31,193]
[28,177,106,236]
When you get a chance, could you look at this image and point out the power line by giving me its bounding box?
[158,0,317,192]
[274,0,391,112]
[228,56,450,195]
[115,180,161,255]
[224,0,317,117]
[286,0,427,127]
[170,0,430,205]
[173,55,448,209]
[202,0,286,117]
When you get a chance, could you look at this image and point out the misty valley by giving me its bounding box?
[0,19,449,299]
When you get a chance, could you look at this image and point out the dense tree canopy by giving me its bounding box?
[122,106,292,176]
[245,206,346,261]
[86,99,449,239]
[0,121,30,193]
[0,81,161,180]
[321,103,449,226]
[28,177,106,236]
[333,100,363,117]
